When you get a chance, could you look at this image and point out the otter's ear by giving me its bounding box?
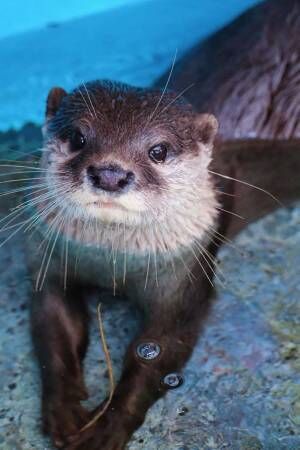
[46,87,67,120]
[194,113,218,147]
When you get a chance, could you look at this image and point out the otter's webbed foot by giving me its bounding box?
[64,405,136,450]
[43,394,90,448]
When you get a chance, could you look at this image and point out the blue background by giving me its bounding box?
[0,0,261,129]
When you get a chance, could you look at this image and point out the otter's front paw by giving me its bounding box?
[43,396,89,448]
[65,407,137,450]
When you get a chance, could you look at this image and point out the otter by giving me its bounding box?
[28,81,221,449]
[4,0,299,449]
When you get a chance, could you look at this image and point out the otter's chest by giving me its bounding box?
[29,230,175,301]
[28,219,191,301]
[65,238,152,293]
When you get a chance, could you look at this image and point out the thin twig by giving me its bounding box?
[79,304,115,433]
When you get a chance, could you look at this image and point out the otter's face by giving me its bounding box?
[42,81,218,234]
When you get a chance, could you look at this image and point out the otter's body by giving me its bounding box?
[156,0,300,140]
[19,1,300,449]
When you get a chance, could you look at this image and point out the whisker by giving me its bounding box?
[178,252,196,284]
[0,215,33,249]
[64,226,70,291]
[0,147,40,158]
[0,163,59,172]
[39,215,64,291]
[78,87,94,118]
[193,240,225,287]
[0,187,63,227]
[27,195,67,235]
[204,224,235,248]
[166,249,178,281]
[208,169,283,206]
[0,219,30,233]
[146,48,178,125]
[155,83,195,119]
[74,215,88,278]
[206,228,247,260]
[153,248,159,288]
[83,82,98,119]
[122,221,127,285]
[216,207,245,220]
[0,177,48,185]
[188,244,214,288]
[214,189,236,198]
[35,203,67,290]
[194,238,221,271]
[0,183,61,198]
[0,170,45,178]
[35,219,58,290]
[144,251,151,290]
[11,185,67,213]
[0,197,59,236]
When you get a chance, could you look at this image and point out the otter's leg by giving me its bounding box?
[31,282,90,448]
[67,275,213,450]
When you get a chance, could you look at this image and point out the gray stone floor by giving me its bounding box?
[0,201,299,449]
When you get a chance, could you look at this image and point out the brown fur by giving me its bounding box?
[155,0,300,139]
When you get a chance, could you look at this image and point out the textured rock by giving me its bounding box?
[0,188,299,448]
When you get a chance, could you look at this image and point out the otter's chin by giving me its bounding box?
[84,201,127,221]
[67,189,148,224]
[83,202,148,226]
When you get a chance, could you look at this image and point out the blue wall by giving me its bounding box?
[0,0,262,129]
[0,0,143,40]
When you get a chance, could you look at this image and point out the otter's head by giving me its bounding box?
[42,81,218,251]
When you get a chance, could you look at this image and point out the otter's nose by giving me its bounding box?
[87,165,135,193]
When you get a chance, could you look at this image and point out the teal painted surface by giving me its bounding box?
[0,0,144,40]
[0,0,261,130]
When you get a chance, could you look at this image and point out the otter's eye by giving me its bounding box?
[70,130,86,151]
[148,144,168,163]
